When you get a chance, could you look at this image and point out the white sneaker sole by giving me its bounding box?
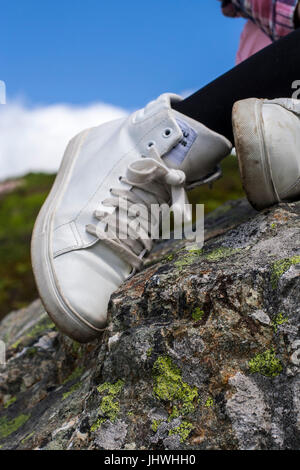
[232,98,279,210]
[31,129,104,343]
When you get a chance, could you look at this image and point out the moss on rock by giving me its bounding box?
[192,308,204,322]
[0,414,30,439]
[271,256,300,289]
[204,397,214,408]
[3,396,16,409]
[62,366,83,385]
[97,379,124,397]
[90,379,125,429]
[90,417,106,432]
[169,421,193,442]
[272,313,289,333]
[152,356,198,419]
[151,419,163,432]
[62,382,82,401]
[248,348,283,377]
[205,246,241,262]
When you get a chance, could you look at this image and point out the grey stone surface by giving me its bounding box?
[0,198,299,450]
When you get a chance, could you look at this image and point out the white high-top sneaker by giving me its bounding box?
[31,93,232,342]
[232,98,300,210]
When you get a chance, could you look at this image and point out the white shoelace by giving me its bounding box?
[86,146,191,270]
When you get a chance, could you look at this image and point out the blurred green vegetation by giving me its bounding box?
[0,154,245,320]
[0,173,55,320]
[188,154,245,213]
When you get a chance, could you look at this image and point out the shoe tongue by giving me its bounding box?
[163,118,197,168]
[162,110,232,185]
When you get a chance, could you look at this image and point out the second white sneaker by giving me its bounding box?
[31,93,232,342]
[232,97,300,210]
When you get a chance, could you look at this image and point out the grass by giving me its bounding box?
[0,154,244,320]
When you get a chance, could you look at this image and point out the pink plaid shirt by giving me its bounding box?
[221,0,298,40]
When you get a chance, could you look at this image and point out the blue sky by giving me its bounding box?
[1,0,245,109]
[0,1,246,179]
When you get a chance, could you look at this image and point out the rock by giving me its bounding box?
[0,198,299,450]
[226,372,271,450]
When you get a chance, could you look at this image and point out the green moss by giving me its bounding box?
[174,249,203,270]
[146,347,153,358]
[71,341,83,358]
[248,348,283,377]
[192,308,204,322]
[11,317,56,349]
[272,313,289,333]
[204,397,214,408]
[3,396,16,409]
[151,419,163,432]
[152,356,198,419]
[271,256,300,289]
[62,381,82,400]
[186,247,203,256]
[0,414,30,439]
[26,317,56,338]
[168,421,193,442]
[205,246,241,262]
[62,366,83,385]
[21,431,35,444]
[90,417,106,432]
[11,339,21,349]
[168,405,181,421]
[90,379,125,426]
[97,379,124,396]
[100,395,120,422]
[174,254,196,270]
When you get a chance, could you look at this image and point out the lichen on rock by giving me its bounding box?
[90,380,125,429]
[248,348,283,377]
[168,421,194,442]
[271,256,300,289]
[0,414,30,439]
[152,356,199,419]
[0,199,299,449]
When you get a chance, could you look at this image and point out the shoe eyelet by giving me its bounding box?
[147,141,155,148]
[163,128,172,138]
[183,131,189,138]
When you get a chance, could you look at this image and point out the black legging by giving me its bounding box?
[173,28,300,143]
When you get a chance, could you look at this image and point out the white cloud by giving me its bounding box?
[0,100,128,180]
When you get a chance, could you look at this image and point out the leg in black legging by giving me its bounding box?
[173,28,300,143]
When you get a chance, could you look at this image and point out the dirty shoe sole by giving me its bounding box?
[31,130,104,343]
[232,98,278,210]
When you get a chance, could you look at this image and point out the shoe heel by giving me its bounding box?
[232,98,277,210]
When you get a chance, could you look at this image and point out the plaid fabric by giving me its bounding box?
[220,0,298,40]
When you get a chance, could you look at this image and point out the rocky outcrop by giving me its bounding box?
[0,199,299,450]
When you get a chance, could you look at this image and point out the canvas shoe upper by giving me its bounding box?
[31,93,232,342]
[232,97,300,210]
